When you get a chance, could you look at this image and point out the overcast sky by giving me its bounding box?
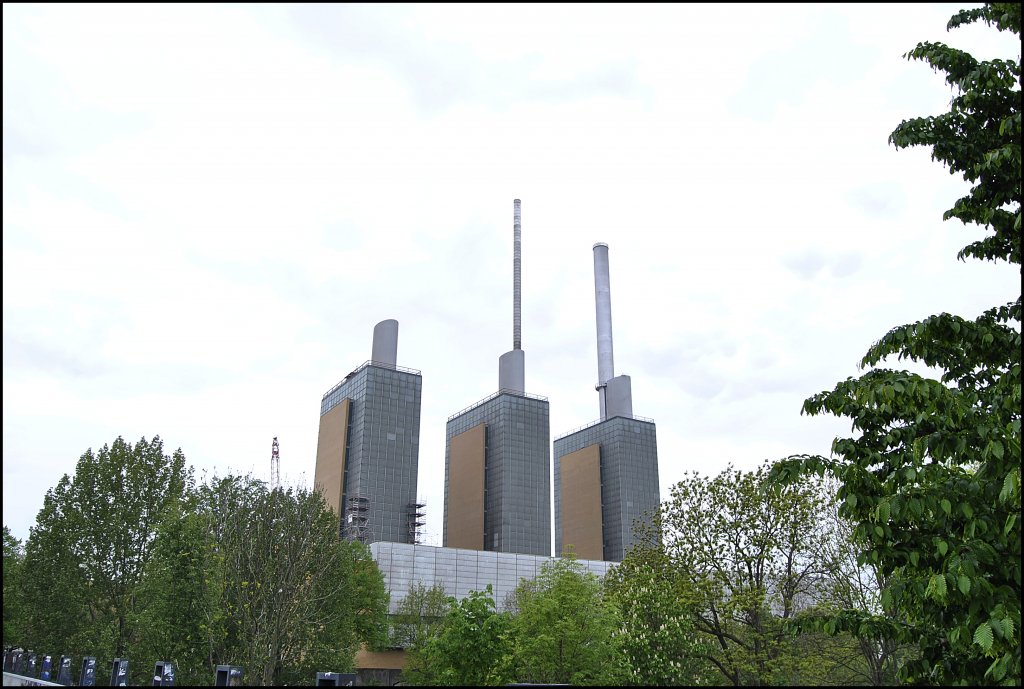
[4,4,1020,546]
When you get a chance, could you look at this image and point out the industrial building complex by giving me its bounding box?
[312,199,663,682]
[443,199,552,556]
[553,242,661,562]
[314,319,425,545]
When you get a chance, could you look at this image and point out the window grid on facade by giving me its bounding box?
[444,392,551,556]
[553,416,659,562]
[318,363,423,545]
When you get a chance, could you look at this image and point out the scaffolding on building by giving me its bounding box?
[344,494,372,543]
[407,500,426,545]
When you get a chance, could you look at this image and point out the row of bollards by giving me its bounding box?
[4,650,195,686]
[4,648,356,686]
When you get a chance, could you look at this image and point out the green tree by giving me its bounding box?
[3,526,25,646]
[769,3,1021,684]
[407,586,511,686]
[390,581,451,679]
[18,435,191,666]
[653,463,838,685]
[131,500,227,686]
[803,478,911,685]
[499,556,628,686]
[605,542,720,686]
[198,475,388,686]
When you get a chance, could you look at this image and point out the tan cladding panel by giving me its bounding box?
[355,645,407,670]
[446,422,486,550]
[314,398,350,515]
[560,443,603,560]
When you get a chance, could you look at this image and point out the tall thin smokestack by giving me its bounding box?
[513,199,522,350]
[593,243,614,381]
[593,243,633,420]
[499,200,525,393]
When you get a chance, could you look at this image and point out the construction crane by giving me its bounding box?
[271,437,281,490]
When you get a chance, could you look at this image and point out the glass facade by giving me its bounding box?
[445,392,551,556]
[554,416,660,561]
[320,362,422,544]
[370,541,615,614]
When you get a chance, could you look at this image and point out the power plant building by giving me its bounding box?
[445,390,551,555]
[444,199,552,556]
[554,415,659,561]
[314,319,424,544]
[553,243,661,562]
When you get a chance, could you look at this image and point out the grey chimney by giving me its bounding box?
[371,319,399,367]
[593,243,632,419]
[499,200,525,392]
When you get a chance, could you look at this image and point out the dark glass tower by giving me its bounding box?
[444,391,551,555]
[443,199,552,556]
[554,415,659,561]
[553,243,661,562]
[314,320,423,544]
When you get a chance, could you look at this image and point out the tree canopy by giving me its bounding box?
[500,556,627,686]
[404,585,512,686]
[3,526,25,646]
[17,435,191,668]
[9,437,388,686]
[770,3,1021,685]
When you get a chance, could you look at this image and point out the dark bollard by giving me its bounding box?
[111,658,130,686]
[153,660,176,686]
[40,655,53,681]
[56,655,73,685]
[4,649,21,673]
[214,664,244,686]
[80,656,98,687]
[315,671,356,686]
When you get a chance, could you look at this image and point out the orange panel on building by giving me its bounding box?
[446,422,486,550]
[314,397,350,516]
[559,443,603,560]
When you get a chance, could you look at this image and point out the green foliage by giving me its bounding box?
[499,556,628,686]
[654,462,840,685]
[10,440,388,687]
[3,526,25,646]
[407,585,511,686]
[195,474,389,686]
[131,500,226,686]
[605,543,719,686]
[770,4,1021,685]
[390,581,451,677]
[889,3,1021,266]
[18,435,191,670]
[801,478,912,685]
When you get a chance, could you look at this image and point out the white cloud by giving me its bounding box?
[3,3,1020,547]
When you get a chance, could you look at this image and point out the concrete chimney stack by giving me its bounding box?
[593,243,614,417]
[593,243,614,385]
[499,200,525,392]
[593,243,632,419]
[371,319,399,367]
[514,198,522,351]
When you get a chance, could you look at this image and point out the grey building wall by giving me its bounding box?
[370,542,615,614]
[444,392,551,556]
[321,362,422,544]
[554,416,660,562]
